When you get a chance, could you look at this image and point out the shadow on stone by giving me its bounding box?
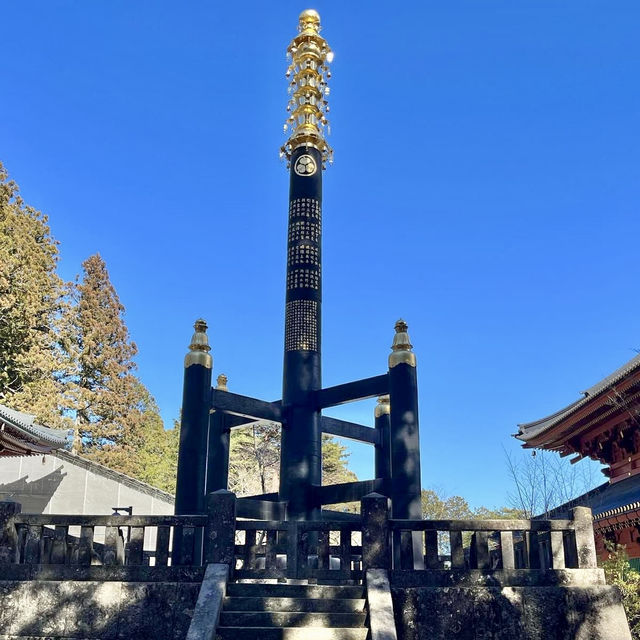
[0,577,199,639]
[392,583,631,640]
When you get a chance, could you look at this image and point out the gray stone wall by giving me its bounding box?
[0,579,198,639]
[392,585,632,640]
[0,451,173,516]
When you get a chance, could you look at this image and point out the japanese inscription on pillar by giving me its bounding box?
[285,193,322,351]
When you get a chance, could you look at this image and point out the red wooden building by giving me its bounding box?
[517,353,640,559]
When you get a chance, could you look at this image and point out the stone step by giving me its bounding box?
[216,627,368,640]
[223,596,366,613]
[226,583,364,600]
[219,611,367,628]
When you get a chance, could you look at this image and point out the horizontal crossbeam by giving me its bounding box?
[389,518,575,532]
[321,416,379,445]
[210,390,282,422]
[236,498,287,520]
[321,509,361,522]
[223,415,261,429]
[315,374,389,409]
[238,492,280,502]
[314,478,388,506]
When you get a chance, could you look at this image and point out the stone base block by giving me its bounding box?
[392,585,631,640]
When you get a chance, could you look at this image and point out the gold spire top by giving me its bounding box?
[280,9,334,169]
[185,318,213,369]
[216,373,228,391]
[389,318,417,368]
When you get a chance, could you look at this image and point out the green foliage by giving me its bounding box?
[421,489,521,555]
[601,542,640,639]
[421,489,474,520]
[0,162,176,490]
[69,254,175,483]
[137,419,180,494]
[71,254,137,444]
[321,434,357,486]
[473,505,526,519]
[421,488,521,520]
[0,162,71,428]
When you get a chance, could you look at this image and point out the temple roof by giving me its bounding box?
[0,404,68,457]
[516,352,640,443]
[541,473,640,524]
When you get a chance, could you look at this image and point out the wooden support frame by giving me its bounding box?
[236,498,286,521]
[315,478,388,506]
[210,389,282,422]
[321,416,379,445]
[316,374,389,409]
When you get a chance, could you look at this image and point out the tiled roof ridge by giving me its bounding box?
[594,502,640,522]
[0,403,67,446]
[517,352,640,440]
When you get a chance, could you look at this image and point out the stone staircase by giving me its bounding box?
[216,582,369,639]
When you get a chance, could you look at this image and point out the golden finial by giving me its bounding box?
[375,395,391,418]
[280,9,334,169]
[185,318,213,369]
[389,318,417,368]
[216,373,228,391]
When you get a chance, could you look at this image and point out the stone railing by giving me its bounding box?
[234,519,362,581]
[389,506,597,572]
[229,496,600,586]
[0,493,599,585]
[0,492,233,568]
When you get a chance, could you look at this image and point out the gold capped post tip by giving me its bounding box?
[389,319,416,368]
[185,318,213,369]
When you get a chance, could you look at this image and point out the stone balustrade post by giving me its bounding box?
[572,506,598,569]
[204,490,236,571]
[362,493,391,571]
[0,501,21,564]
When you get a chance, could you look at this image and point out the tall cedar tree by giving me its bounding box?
[72,254,173,482]
[0,162,70,428]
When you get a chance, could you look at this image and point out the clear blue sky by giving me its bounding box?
[1,1,638,509]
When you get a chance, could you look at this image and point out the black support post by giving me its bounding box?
[206,374,230,494]
[374,395,392,484]
[388,319,424,569]
[174,319,213,564]
[206,410,230,494]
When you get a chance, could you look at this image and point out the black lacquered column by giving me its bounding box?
[389,362,422,520]
[175,319,213,516]
[279,145,323,521]
[205,374,230,494]
[174,319,212,565]
[374,395,392,483]
[388,319,424,569]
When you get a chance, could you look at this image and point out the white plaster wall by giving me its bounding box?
[0,453,173,516]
